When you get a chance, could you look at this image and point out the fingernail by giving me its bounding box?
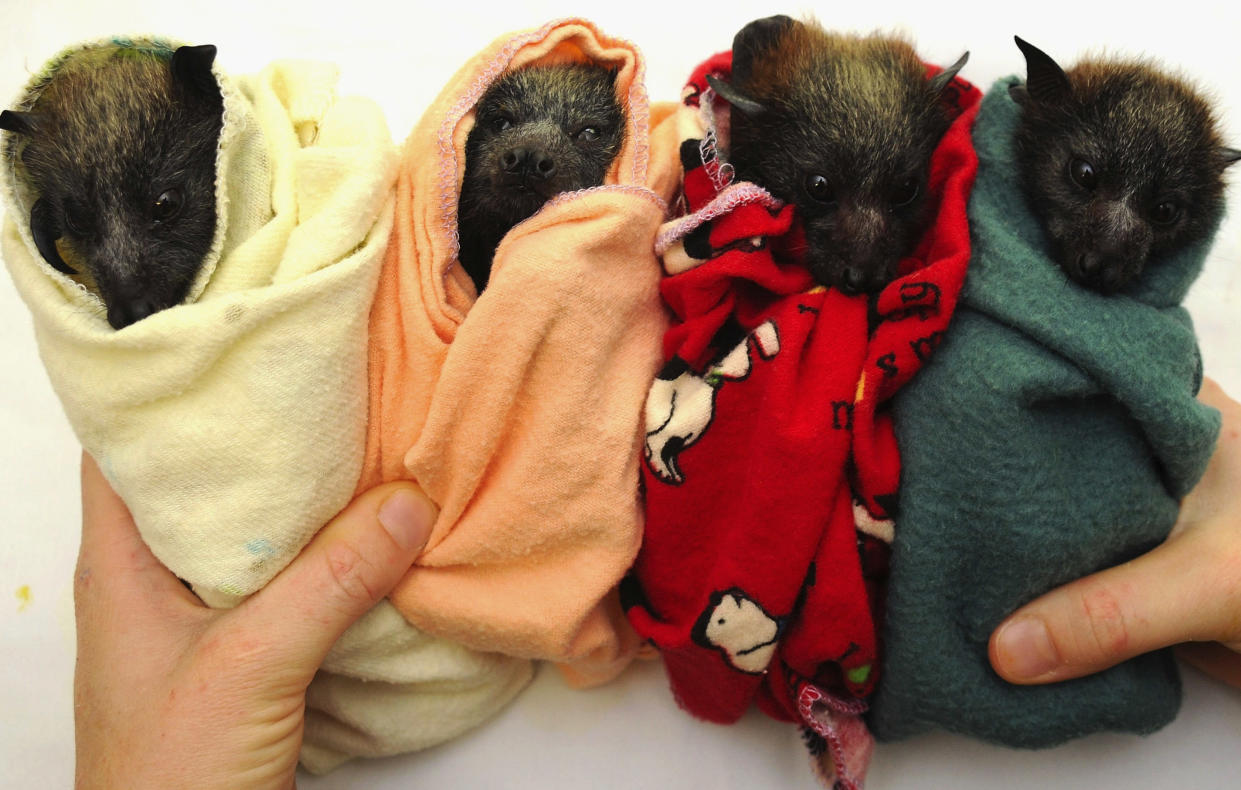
[995,616,1061,680]
[377,489,435,552]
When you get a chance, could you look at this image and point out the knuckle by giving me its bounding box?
[322,541,382,608]
[1075,582,1132,660]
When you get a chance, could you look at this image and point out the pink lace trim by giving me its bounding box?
[654,182,782,257]
[798,684,874,790]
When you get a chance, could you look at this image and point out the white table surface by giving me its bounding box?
[3,2,1239,788]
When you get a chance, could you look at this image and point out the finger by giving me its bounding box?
[1176,642,1241,690]
[77,452,201,609]
[232,482,436,677]
[989,526,1231,684]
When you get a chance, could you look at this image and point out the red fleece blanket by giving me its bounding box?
[623,52,979,789]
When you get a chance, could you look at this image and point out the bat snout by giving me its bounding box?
[499,147,558,181]
[106,293,158,330]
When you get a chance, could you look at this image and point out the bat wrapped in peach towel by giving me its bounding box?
[359,17,681,690]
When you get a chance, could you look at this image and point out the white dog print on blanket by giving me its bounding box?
[692,588,781,674]
[643,319,779,484]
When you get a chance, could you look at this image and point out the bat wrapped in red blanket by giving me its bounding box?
[623,51,980,790]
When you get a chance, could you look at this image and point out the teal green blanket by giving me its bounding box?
[868,78,1222,747]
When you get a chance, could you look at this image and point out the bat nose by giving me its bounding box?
[841,267,869,294]
[107,296,157,329]
[533,153,556,178]
[1076,251,1101,276]
[500,148,557,180]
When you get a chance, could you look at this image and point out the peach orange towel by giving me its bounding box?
[359,18,680,688]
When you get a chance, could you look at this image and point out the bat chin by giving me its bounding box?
[514,198,548,220]
[495,186,551,221]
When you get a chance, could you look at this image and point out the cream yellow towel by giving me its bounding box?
[1,37,531,774]
[302,601,533,773]
[3,43,388,605]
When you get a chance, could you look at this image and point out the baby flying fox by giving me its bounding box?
[457,62,625,293]
[708,15,967,294]
[1011,36,1240,293]
[0,43,224,329]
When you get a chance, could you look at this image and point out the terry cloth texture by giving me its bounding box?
[867,78,1223,748]
[1,38,532,775]
[301,601,533,773]
[623,52,980,790]
[360,18,682,689]
[1,39,388,605]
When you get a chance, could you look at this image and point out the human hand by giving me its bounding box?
[989,378,1241,689]
[73,453,436,789]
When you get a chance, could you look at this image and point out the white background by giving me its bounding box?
[2,1,1239,788]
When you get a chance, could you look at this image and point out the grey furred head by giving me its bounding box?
[456,62,625,293]
[1010,36,1240,294]
[707,15,966,295]
[0,43,224,329]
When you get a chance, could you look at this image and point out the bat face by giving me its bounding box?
[710,15,966,294]
[1011,37,1240,293]
[457,62,625,292]
[1,44,224,329]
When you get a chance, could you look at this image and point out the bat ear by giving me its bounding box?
[928,51,969,96]
[706,74,768,118]
[731,14,796,84]
[171,44,220,101]
[30,198,75,275]
[0,110,39,135]
[1014,36,1071,104]
[1216,147,1241,170]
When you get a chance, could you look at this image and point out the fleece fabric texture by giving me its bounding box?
[361,18,681,688]
[0,38,532,775]
[623,53,980,790]
[867,78,1223,747]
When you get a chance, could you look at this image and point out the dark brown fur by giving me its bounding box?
[457,62,624,293]
[709,16,966,294]
[1011,37,1240,293]
[0,43,223,328]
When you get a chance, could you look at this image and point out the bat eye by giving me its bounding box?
[491,115,513,133]
[62,202,90,236]
[890,177,920,208]
[1068,158,1097,190]
[574,126,601,142]
[804,173,834,204]
[1152,200,1181,225]
[151,189,182,224]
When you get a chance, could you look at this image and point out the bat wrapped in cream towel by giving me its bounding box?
[0,38,532,775]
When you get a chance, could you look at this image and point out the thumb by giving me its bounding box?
[232,482,436,679]
[988,526,1221,684]
[991,379,1241,685]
